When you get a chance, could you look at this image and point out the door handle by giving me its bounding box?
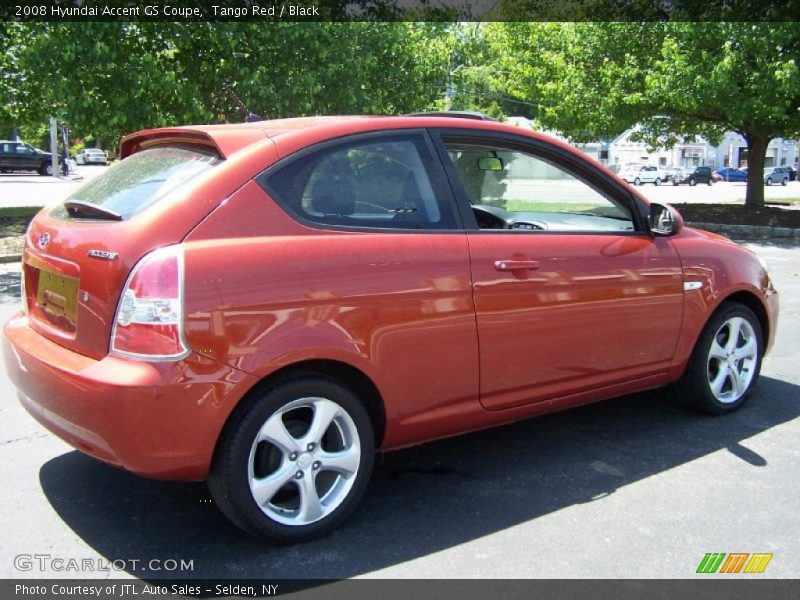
[494,260,540,271]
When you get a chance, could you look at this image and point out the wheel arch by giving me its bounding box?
[217,359,387,453]
[718,290,770,347]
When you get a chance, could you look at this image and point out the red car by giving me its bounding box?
[3,114,778,542]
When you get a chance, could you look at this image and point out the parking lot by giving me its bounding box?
[0,171,798,580]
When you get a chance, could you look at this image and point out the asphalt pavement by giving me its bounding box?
[0,239,798,580]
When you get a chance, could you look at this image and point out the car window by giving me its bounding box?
[443,142,634,233]
[264,134,457,230]
[52,145,221,220]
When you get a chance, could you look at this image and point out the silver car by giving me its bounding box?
[75,148,108,165]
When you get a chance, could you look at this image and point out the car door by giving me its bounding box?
[0,142,13,169]
[11,143,35,170]
[432,130,684,411]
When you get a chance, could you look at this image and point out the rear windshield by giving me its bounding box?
[54,146,221,220]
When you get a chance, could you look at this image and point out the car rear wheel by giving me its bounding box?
[654,178,661,186]
[688,178,696,186]
[39,162,53,176]
[674,302,763,414]
[706,178,713,186]
[634,177,641,186]
[766,177,773,186]
[782,178,788,186]
[209,376,375,543]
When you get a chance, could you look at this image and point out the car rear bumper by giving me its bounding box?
[3,311,258,480]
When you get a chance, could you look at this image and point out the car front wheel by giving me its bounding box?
[634,177,641,186]
[654,178,661,186]
[675,302,763,414]
[782,178,788,186]
[766,177,773,186]
[209,376,375,543]
[688,178,696,186]
[39,162,53,176]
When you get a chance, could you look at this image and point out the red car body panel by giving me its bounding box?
[2,116,779,479]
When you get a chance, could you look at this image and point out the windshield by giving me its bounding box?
[54,146,220,220]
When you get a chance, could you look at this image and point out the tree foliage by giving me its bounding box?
[1,22,452,153]
[491,22,800,207]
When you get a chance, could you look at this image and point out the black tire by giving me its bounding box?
[654,178,661,186]
[209,375,375,543]
[781,178,787,186]
[39,162,53,176]
[766,177,772,186]
[674,302,763,415]
[672,180,679,186]
[689,177,696,186]
[634,177,641,186]
[707,178,713,186]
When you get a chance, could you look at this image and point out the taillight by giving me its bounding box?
[110,245,189,360]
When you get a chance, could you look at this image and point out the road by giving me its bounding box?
[0,240,798,580]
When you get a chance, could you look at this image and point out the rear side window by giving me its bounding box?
[262,134,457,230]
[53,146,220,220]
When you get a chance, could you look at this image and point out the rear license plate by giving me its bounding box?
[36,270,79,330]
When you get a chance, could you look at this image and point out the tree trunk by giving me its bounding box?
[744,133,769,209]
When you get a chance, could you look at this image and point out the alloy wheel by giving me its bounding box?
[706,316,758,404]
[247,397,361,526]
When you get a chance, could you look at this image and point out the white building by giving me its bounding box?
[506,117,798,170]
[599,128,797,170]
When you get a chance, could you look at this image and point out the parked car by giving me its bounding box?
[618,164,664,186]
[0,140,66,175]
[671,165,715,186]
[75,148,108,165]
[714,167,748,182]
[763,166,790,186]
[3,114,778,543]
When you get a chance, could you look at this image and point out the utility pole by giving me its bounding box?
[49,117,60,177]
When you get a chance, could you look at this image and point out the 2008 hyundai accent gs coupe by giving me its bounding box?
[3,113,778,542]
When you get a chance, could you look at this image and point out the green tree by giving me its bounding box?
[4,23,452,154]
[492,22,800,208]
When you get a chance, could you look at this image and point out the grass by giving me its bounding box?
[503,201,605,213]
[0,206,43,219]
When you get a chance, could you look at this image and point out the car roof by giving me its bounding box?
[120,115,571,160]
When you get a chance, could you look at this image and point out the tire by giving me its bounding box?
[39,162,53,176]
[634,177,641,186]
[672,180,679,186]
[781,178,787,186]
[707,179,713,186]
[209,376,375,543]
[689,178,696,186]
[766,177,772,186]
[654,178,661,186]
[674,302,763,415]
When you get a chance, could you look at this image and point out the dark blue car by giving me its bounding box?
[714,167,748,182]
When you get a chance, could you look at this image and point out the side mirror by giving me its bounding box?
[648,202,683,236]
[478,156,504,171]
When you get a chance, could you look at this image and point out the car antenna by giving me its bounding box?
[224,83,263,123]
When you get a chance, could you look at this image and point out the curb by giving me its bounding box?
[688,222,800,240]
[0,254,22,264]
